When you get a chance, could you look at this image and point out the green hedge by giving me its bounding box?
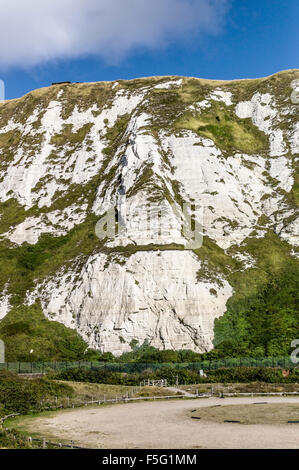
[0,370,73,415]
[53,366,299,386]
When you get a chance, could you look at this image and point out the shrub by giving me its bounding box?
[53,365,299,386]
[0,370,73,414]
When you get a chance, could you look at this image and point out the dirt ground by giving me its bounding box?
[12,396,299,449]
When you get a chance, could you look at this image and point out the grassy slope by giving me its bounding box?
[0,370,72,416]
[206,232,299,357]
[0,304,88,361]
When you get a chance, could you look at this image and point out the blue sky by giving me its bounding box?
[1,0,298,100]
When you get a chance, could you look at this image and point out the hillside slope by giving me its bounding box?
[0,70,298,357]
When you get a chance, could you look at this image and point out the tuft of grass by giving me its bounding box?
[0,198,27,234]
[50,123,94,147]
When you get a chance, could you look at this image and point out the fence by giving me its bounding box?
[0,393,187,449]
[0,413,20,424]
[0,413,86,449]
[0,356,296,375]
[141,379,168,387]
[2,389,299,449]
[35,390,189,411]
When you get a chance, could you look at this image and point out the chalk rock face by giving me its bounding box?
[0,71,298,354]
[27,251,232,355]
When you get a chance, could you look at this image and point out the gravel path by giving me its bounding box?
[21,396,299,449]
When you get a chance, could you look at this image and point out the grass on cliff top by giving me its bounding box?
[0,81,114,125]
[226,69,299,104]
[0,69,297,169]
[142,69,298,156]
[0,69,297,123]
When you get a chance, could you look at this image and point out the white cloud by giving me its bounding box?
[0,0,229,69]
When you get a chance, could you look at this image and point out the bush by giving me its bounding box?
[0,429,33,449]
[53,366,299,386]
[0,370,73,414]
[0,304,92,361]
[204,367,299,384]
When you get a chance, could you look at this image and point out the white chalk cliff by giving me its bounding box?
[0,71,298,354]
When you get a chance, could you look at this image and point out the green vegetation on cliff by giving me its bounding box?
[0,304,88,361]
[213,231,299,357]
[0,71,297,361]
